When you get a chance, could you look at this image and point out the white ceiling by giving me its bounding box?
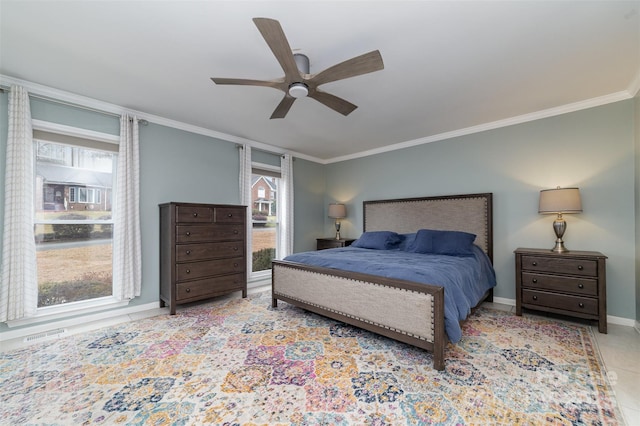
[1,1,639,162]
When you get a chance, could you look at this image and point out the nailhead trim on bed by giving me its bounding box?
[275,292,432,342]
[273,266,435,342]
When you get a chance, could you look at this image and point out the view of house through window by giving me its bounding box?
[251,171,279,273]
[34,139,116,307]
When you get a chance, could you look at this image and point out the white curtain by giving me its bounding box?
[278,153,294,257]
[0,85,37,322]
[239,145,252,276]
[112,114,141,300]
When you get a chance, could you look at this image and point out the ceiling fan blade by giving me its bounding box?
[308,90,357,116]
[310,50,384,87]
[253,18,301,81]
[211,77,282,90]
[270,95,296,119]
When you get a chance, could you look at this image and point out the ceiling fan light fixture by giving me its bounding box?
[288,82,308,98]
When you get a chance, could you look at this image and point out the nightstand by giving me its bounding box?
[316,237,356,250]
[514,248,607,333]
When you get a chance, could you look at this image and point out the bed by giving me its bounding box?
[271,193,494,370]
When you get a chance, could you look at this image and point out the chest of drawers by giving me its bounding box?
[514,248,607,333]
[160,202,247,314]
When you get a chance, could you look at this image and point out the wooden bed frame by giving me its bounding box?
[271,193,493,370]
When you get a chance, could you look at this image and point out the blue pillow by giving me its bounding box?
[351,231,402,250]
[406,229,476,256]
[397,233,417,251]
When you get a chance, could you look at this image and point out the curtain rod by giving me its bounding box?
[0,85,148,125]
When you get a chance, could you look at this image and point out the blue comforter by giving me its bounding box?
[283,245,496,343]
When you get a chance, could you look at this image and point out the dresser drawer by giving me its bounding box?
[215,207,245,224]
[176,224,244,243]
[520,255,597,277]
[522,289,598,315]
[175,273,245,301]
[176,257,244,281]
[521,272,598,296]
[176,241,244,262]
[176,205,213,223]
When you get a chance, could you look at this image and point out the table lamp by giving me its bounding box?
[328,203,346,240]
[538,187,582,253]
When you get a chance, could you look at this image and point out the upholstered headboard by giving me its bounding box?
[363,193,493,262]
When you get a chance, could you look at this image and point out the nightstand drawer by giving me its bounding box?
[521,272,598,296]
[523,290,598,315]
[521,255,597,277]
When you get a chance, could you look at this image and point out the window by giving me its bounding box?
[70,187,102,204]
[34,138,117,308]
[250,164,281,276]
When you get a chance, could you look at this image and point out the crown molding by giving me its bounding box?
[324,89,635,164]
[0,74,321,163]
[2,74,634,166]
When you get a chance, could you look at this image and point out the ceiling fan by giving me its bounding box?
[211,18,384,119]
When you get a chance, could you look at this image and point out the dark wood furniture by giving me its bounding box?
[159,202,247,315]
[316,237,356,250]
[273,193,493,371]
[515,248,607,333]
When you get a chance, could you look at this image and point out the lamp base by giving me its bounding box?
[335,221,341,240]
[550,214,570,253]
[551,240,570,253]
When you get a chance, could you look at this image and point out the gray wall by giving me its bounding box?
[138,122,240,304]
[324,101,636,320]
[293,158,326,253]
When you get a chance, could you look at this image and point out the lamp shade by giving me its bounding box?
[328,203,346,219]
[538,187,582,214]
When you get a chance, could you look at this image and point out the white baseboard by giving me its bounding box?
[488,296,636,328]
[0,301,162,344]
[492,296,515,306]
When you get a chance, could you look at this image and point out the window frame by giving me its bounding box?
[9,120,125,325]
[249,161,282,280]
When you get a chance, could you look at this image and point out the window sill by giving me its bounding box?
[6,296,130,328]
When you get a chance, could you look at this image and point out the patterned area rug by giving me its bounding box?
[1,291,622,425]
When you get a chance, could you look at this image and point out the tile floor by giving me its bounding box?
[3,295,639,425]
[486,302,640,426]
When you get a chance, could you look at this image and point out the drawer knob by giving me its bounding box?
[577,265,584,271]
[532,295,538,300]
[186,250,191,255]
[228,213,233,218]
[185,231,191,236]
[233,230,239,234]
[532,261,537,266]
[193,212,198,217]
[233,247,238,251]
[186,269,191,274]
[532,278,538,284]
[578,303,584,308]
[233,263,238,267]
[186,288,191,293]
[578,283,584,289]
